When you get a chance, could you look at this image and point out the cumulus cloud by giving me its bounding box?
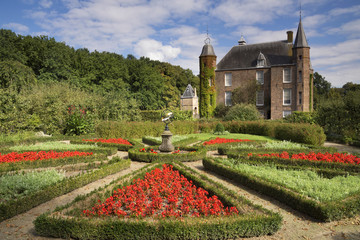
[2,23,29,34]
[134,39,180,61]
[39,0,53,8]
[210,0,293,26]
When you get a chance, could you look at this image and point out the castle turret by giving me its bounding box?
[293,18,313,112]
[199,37,217,118]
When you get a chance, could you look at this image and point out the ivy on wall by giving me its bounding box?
[199,62,216,118]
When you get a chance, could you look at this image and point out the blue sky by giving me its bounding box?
[1,0,360,87]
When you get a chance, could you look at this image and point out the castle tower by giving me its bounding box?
[199,37,217,118]
[293,18,313,112]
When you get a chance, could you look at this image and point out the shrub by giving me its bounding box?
[223,104,260,121]
[214,123,225,135]
[284,111,316,124]
[64,105,96,136]
[214,104,230,118]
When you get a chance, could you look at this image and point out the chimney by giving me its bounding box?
[287,31,293,43]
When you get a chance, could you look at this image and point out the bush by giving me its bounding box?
[64,105,96,136]
[284,111,316,124]
[223,104,260,121]
[214,104,230,118]
[214,123,225,135]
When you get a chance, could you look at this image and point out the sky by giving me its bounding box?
[1,0,360,87]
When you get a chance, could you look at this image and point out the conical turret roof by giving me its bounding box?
[294,19,309,48]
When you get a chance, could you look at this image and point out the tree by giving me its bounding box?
[313,72,331,109]
[232,79,258,105]
[0,60,36,92]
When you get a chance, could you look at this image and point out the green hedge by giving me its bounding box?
[203,158,360,222]
[128,146,207,163]
[0,158,131,221]
[141,136,162,146]
[0,153,116,173]
[95,120,326,146]
[34,162,282,239]
[70,139,140,151]
[140,110,193,121]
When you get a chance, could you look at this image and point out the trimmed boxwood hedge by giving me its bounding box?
[95,120,326,146]
[70,139,141,151]
[0,158,131,221]
[34,161,282,239]
[128,146,207,163]
[203,157,360,222]
[0,153,117,174]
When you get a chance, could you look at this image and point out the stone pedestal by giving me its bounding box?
[159,130,175,152]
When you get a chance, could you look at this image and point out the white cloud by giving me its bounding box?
[134,39,180,61]
[2,23,29,34]
[232,26,292,44]
[39,0,53,8]
[327,19,360,38]
[210,0,293,26]
[329,5,360,17]
[311,39,360,87]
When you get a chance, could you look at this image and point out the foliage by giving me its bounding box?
[214,123,225,135]
[199,62,216,118]
[231,79,258,105]
[284,111,316,124]
[223,103,260,121]
[64,105,96,136]
[140,110,193,121]
[213,103,230,118]
[0,60,36,92]
[7,141,100,152]
[0,169,65,202]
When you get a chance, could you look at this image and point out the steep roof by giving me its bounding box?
[200,43,216,57]
[181,84,197,99]
[217,40,293,70]
[294,20,309,48]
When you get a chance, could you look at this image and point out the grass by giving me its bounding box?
[0,169,66,202]
[8,141,100,152]
[221,158,360,202]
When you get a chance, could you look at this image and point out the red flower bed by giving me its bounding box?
[0,151,93,164]
[83,164,239,218]
[203,137,251,146]
[249,151,360,165]
[83,138,132,146]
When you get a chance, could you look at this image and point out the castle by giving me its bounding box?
[198,18,313,119]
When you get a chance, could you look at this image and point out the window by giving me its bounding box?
[283,88,291,105]
[283,68,291,83]
[256,90,264,106]
[299,91,302,104]
[225,73,232,86]
[257,59,265,67]
[298,71,302,82]
[283,110,292,118]
[258,110,265,118]
[299,55,302,60]
[225,91,232,106]
[256,71,264,85]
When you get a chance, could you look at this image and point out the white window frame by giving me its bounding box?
[283,110,292,118]
[283,88,292,105]
[225,91,232,106]
[256,71,264,85]
[257,59,265,67]
[225,73,232,87]
[256,90,264,106]
[283,68,291,83]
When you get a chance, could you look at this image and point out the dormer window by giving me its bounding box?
[257,52,266,67]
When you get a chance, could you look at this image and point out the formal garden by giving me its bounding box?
[0,118,359,240]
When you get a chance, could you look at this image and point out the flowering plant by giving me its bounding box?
[203,137,251,146]
[0,151,93,164]
[83,164,238,218]
[249,151,360,165]
[83,138,132,146]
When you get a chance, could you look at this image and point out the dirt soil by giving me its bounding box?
[0,142,359,240]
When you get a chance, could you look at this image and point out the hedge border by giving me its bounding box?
[34,161,282,239]
[70,138,141,151]
[203,157,360,222]
[226,151,360,174]
[128,146,207,163]
[0,152,115,173]
[0,158,131,222]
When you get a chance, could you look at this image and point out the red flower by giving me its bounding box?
[83,138,132,146]
[203,137,251,146]
[83,164,239,218]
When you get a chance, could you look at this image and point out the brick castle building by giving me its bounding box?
[199,19,313,119]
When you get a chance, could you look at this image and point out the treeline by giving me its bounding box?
[0,29,198,134]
